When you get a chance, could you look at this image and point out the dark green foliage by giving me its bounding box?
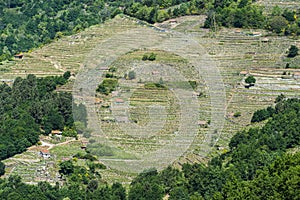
[0,161,5,176]
[0,73,75,161]
[129,168,164,200]
[142,52,156,61]
[188,80,197,90]
[275,93,286,103]
[269,16,288,33]
[148,53,157,61]
[245,75,256,84]
[96,78,118,95]
[204,3,266,29]
[251,106,275,122]
[59,160,75,175]
[128,70,136,80]
[287,45,299,58]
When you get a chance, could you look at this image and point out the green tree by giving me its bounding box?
[245,75,256,85]
[59,160,74,175]
[287,45,299,58]
[0,162,5,176]
[269,16,288,34]
[128,70,136,80]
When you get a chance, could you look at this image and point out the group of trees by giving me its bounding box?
[204,0,266,29]
[268,6,300,35]
[127,97,300,199]
[124,0,205,23]
[0,175,126,200]
[0,72,84,174]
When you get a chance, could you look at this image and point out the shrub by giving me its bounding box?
[128,70,136,80]
[287,45,299,58]
[245,75,256,85]
[234,112,241,118]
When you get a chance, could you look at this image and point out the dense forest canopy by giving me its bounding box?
[0,72,86,175]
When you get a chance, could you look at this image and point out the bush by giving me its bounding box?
[142,53,156,61]
[287,45,299,58]
[245,75,256,85]
[128,70,136,80]
[234,112,241,118]
[148,53,156,61]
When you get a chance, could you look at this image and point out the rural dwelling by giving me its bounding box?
[251,32,262,37]
[169,19,177,24]
[51,130,62,136]
[198,120,208,128]
[115,98,124,104]
[14,53,23,59]
[261,38,270,43]
[234,29,242,34]
[239,71,248,76]
[39,149,51,159]
[293,72,300,79]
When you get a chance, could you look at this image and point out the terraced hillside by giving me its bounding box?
[1,15,300,184]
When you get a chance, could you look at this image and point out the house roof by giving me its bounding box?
[152,71,160,75]
[40,149,50,154]
[294,72,300,77]
[198,120,207,125]
[115,98,124,103]
[51,130,62,134]
[240,71,248,75]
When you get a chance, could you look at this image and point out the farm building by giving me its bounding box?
[115,98,124,104]
[14,53,23,59]
[39,149,51,159]
[293,72,300,79]
[169,19,177,24]
[51,130,62,136]
[261,38,270,43]
[250,32,262,37]
[239,71,248,76]
[198,120,208,128]
[234,29,242,34]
